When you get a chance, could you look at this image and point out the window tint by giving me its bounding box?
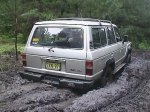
[107,27,116,44]
[92,28,107,49]
[92,28,101,48]
[99,28,107,46]
[31,27,83,49]
[114,27,122,42]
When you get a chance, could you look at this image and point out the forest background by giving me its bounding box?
[0,0,150,52]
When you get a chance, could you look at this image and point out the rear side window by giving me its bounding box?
[31,27,83,49]
[92,28,107,49]
[107,27,116,44]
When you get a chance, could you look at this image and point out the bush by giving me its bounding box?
[138,41,150,50]
[0,35,14,43]
[119,26,149,49]
[17,33,26,44]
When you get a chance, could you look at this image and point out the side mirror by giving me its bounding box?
[123,35,128,43]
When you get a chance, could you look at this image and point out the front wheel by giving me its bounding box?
[125,53,131,64]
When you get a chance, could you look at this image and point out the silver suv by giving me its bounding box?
[20,18,132,89]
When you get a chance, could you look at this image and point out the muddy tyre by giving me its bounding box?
[100,66,113,87]
[125,53,131,64]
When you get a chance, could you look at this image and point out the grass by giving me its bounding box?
[0,44,25,54]
[0,43,24,72]
[138,42,150,50]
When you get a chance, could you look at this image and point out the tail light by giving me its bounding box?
[85,60,93,76]
[20,53,26,66]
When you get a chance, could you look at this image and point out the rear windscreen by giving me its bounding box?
[31,27,83,49]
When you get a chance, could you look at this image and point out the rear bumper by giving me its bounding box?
[19,71,94,89]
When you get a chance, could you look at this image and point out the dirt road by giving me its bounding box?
[0,51,150,112]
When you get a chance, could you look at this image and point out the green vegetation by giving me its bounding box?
[0,0,150,50]
[0,44,25,54]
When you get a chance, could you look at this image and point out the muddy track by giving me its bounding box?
[0,51,150,112]
[99,75,150,112]
[99,60,150,112]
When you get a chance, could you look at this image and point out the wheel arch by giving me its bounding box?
[99,58,115,86]
[102,58,115,78]
[105,58,115,70]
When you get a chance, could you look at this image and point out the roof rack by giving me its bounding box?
[99,20,112,24]
[53,18,100,22]
[53,18,113,26]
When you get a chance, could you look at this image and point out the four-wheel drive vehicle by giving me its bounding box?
[19,18,132,89]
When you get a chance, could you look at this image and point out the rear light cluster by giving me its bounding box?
[20,53,26,66]
[85,60,93,76]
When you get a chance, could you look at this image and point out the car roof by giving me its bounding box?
[35,18,116,27]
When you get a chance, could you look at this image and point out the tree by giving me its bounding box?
[0,0,149,49]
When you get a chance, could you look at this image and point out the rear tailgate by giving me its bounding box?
[25,46,87,80]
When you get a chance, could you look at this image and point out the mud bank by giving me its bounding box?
[65,57,150,112]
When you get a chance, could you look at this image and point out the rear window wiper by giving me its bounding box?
[48,46,55,52]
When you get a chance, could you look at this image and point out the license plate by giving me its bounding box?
[45,62,61,71]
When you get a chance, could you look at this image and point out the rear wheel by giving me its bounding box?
[100,66,113,87]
